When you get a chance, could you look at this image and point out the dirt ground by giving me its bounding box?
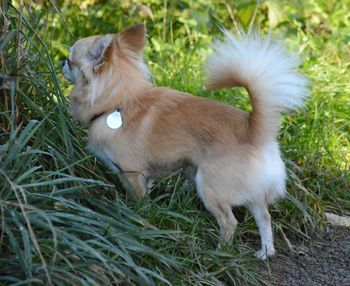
[263,225,350,286]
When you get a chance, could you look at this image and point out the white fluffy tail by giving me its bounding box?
[205,30,309,144]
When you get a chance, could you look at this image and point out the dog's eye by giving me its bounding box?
[67,58,76,68]
[95,57,103,65]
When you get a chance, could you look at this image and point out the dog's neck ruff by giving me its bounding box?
[90,105,122,125]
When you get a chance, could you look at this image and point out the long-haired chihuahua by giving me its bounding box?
[62,24,308,259]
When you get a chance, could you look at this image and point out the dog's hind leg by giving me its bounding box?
[195,170,238,243]
[204,197,238,243]
[209,200,238,243]
[248,202,275,259]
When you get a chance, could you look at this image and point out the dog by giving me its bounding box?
[62,24,308,259]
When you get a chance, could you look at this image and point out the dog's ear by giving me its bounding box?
[117,23,146,54]
[88,35,114,73]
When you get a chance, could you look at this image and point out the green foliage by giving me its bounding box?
[1,0,349,285]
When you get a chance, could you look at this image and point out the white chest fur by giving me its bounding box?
[88,142,120,173]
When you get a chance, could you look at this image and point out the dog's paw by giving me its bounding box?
[254,247,275,260]
[217,241,227,251]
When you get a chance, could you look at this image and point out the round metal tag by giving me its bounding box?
[106,110,122,129]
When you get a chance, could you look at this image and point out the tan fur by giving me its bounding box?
[62,24,302,259]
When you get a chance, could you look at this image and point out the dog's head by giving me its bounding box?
[62,24,150,121]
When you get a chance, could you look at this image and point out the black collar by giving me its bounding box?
[90,105,122,125]
[90,111,106,124]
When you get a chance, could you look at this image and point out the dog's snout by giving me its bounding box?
[62,58,77,84]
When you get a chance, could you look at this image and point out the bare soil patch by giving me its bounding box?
[263,225,350,285]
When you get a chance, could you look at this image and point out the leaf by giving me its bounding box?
[266,0,285,28]
[237,4,256,28]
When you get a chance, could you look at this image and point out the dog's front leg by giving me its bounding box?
[119,172,148,199]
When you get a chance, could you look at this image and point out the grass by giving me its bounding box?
[1,0,349,285]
